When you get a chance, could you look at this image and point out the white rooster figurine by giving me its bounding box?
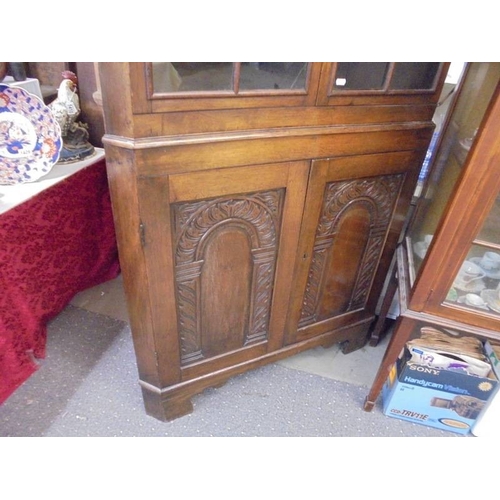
[49,70,94,163]
[49,71,80,137]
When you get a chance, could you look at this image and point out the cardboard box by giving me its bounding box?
[383,349,498,435]
[484,341,500,379]
[471,341,500,437]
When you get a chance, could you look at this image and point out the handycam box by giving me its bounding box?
[383,349,498,435]
[484,341,500,379]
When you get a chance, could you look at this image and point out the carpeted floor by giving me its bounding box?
[0,305,459,437]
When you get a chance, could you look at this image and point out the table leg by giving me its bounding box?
[364,315,417,411]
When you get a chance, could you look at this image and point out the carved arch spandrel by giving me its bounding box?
[172,190,284,365]
[299,174,404,327]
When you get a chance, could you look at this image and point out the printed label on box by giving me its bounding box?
[400,363,496,400]
[383,355,498,435]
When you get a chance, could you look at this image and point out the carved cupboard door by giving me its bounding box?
[284,151,420,346]
[138,161,309,385]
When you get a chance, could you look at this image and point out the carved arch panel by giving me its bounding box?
[173,190,285,365]
[299,174,404,327]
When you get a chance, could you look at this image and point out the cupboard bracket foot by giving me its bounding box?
[140,385,194,422]
[340,333,368,354]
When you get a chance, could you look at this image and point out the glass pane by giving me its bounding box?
[332,62,389,90]
[152,62,233,93]
[239,62,308,91]
[414,63,466,196]
[409,63,500,274]
[477,191,500,244]
[390,62,440,90]
[445,244,500,317]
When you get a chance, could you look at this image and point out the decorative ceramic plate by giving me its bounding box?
[470,257,500,279]
[0,84,62,185]
[480,289,500,314]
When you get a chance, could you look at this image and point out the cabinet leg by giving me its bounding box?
[141,386,194,422]
[364,315,417,412]
[363,397,375,412]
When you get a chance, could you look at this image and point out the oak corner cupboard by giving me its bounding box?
[364,63,500,417]
[98,62,449,421]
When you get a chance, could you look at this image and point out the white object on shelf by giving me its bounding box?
[0,148,104,215]
[2,76,43,101]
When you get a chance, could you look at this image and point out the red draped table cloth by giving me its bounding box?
[0,152,120,404]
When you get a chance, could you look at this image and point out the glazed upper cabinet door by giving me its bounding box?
[317,62,448,105]
[138,161,309,384]
[285,151,423,346]
[146,62,322,112]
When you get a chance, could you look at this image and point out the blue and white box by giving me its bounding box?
[383,348,498,435]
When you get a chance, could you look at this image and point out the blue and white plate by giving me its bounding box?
[0,84,62,185]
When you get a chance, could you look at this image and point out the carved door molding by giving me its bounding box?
[172,189,285,365]
[284,151,417,345]
[299,174,404,327]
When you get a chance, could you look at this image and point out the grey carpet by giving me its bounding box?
[0,305,458,437]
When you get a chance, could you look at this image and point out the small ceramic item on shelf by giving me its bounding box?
[480,251,500,271]
[470,257,500,279]
[453,279,486,293]
[470,251,500,279]
[0,83,62,185]
[480,289,500,314]
[453,260,486,292]
[457,293,488,309]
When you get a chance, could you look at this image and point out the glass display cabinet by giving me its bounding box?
[364,63,500,412]
[98,62,449,421]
